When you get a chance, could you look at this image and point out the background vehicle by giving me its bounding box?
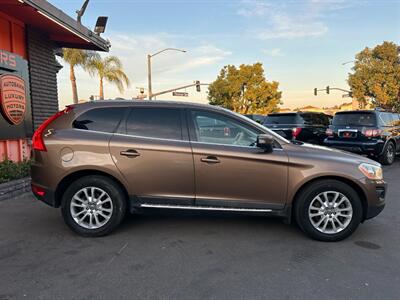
[263,112,331,145]
[324,109,400,165]
[31,101,386,242]
[244,114,266,124]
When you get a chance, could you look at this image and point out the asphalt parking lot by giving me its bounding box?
[1,161,399,300]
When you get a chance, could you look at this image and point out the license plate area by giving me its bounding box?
[338,129,358,138]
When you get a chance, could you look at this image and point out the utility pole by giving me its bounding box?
[147,54,152,100]
[147,48,186,100]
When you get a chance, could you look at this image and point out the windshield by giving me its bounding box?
[264,114,298,125]
[333,112,377,127]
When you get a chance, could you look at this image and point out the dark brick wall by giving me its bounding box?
[26,28,59,129]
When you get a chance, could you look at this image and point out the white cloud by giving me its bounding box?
[236,0,360,39]
[262,48,284,57]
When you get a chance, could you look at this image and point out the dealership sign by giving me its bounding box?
[0,74,26,125]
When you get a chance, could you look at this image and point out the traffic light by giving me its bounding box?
[195,80,201,92]
[314,88,317,96]
[326,86,330,94]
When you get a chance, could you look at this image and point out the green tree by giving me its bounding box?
[86,55,130,100]
[62,48,96,104]
[208,63,281,114]
[348,41,400,111]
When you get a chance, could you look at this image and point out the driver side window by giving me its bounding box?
[190,110,259,147]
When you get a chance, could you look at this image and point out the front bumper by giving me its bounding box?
[324,139,384,156]
[363,179,387,220]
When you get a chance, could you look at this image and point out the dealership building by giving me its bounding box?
[0,0,109,162]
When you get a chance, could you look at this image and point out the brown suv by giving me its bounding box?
[31,101,386,241]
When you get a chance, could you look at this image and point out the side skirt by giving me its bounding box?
[131,202,291,222]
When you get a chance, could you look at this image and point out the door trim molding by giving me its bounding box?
[139,203,272,212]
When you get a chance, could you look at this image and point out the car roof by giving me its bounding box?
[267,111,324,116]
[69,99,229,111]
[73,99,212,108]
[335,110,377,115]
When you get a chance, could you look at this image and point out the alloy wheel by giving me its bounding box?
[70,187,114,229]
[308,191,353,234]
[387,143,395,163]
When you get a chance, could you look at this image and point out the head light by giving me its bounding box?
[358,163,383,180]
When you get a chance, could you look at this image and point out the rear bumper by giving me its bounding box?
[324,139,384,155]
[31,183,58,207]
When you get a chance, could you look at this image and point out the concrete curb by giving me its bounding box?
[0,177,31,201]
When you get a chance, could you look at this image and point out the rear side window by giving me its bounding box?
[332,112,377,127]
[264,114,298,125]
[125,107,182,140]
[380,112,395,126]
[73,107,125,133]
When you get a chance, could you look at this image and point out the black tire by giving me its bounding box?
[61,175,126,237]
[294,179,362,242]
[379,141,396,165]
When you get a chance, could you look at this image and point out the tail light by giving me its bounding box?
[326,128,334,137]
[362,128,383,138]
[292,127,302,139]
[32,106,73,151]
[32,184,45,197]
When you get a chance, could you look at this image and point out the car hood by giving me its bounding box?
[285,142,381,166]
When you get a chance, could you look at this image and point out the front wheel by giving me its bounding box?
[61,175,126,237]
[294,180,362,242]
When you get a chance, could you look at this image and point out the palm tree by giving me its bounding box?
[62,49,97,104]
[86,56,130,100]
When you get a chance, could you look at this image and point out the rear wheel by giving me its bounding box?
[379,142,395,165]
[294,180,362,242]
[61,175,126,237]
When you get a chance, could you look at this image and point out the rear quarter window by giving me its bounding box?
[379,112,396,126]
[73,107,126,133]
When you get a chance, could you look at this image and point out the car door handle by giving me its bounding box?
[201,156,220,164]
[120,149,140,157]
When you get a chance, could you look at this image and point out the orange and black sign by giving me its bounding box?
[0,49,32,139]
[0,74,26,125]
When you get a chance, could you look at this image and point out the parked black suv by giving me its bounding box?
[263,112,331,144]
[244,114,266,124]
[324,109,400,165]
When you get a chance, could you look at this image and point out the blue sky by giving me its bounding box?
[50,0,400,109]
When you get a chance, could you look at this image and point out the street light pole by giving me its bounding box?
[147,54,152,100]
[147,48,186,100]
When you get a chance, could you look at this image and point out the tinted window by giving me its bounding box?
[73,107,125,133]
[245,114,265,123]
[380,112,395,126]
[332,112,377,127]
[301,113,328,125]
[191,110,259,146]
[264,114,298,125]
[126,108,182,140]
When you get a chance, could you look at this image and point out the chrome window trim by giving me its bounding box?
[190,140,283,150]
[112,132,189,143]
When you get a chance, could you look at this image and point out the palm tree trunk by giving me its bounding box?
[99,77,104,100]
[70,65,78,104]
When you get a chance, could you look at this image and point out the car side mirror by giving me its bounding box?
[256,134,274,153]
